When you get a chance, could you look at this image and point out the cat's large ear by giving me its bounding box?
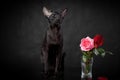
[43,7,52,17]
[61,8,67,17]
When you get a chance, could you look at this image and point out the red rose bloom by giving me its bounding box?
[93,34,104,48]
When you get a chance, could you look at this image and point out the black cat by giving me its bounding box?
[40,7,67,76]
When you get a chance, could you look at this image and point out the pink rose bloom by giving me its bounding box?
[80,36,94,51]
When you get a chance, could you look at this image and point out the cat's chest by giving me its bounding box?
[47,30,61,44]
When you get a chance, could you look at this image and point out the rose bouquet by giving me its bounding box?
[80,34,112,58]
[80,34,112,79]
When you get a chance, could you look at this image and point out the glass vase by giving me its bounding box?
[81,55,93,80]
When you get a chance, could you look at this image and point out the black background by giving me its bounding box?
[1,0,120,80]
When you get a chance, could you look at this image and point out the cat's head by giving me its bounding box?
[43,7,67,29]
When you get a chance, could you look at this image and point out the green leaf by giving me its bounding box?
[97,48,106,57]
[83,55,87,62]
[105,51,113,55]
[98,48,105,53]
[101,52,106,57]
[94,48,99,55]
